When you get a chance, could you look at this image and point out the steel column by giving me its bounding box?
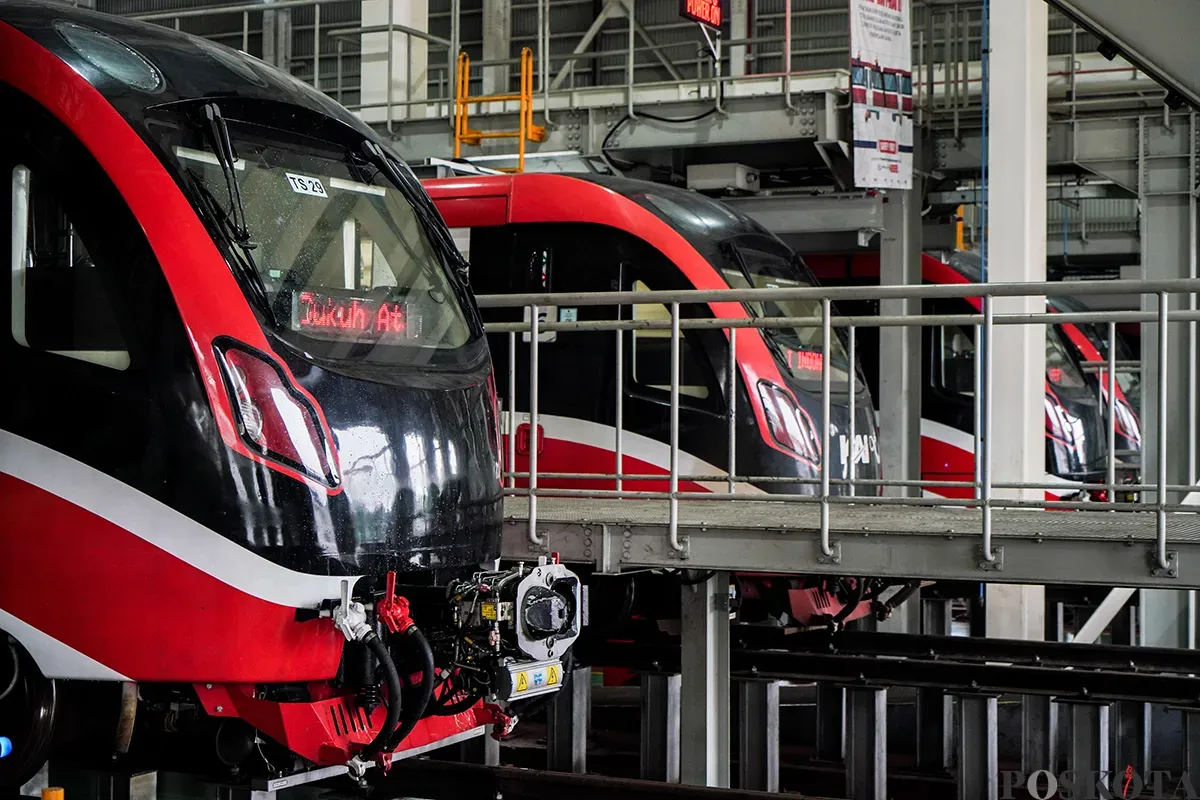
[955,695,998,800]
[844,687,887,800]
[878,157,923,499]
[736,680,779,791]
[481,0,512,95]
[640,673,681,782]
[457,732,501,766]
[985,0,1049,641]
[1110,700,1150,778]
[547,666,591,773]
[815,682,844,762]
[1063,701,1110,781]
[680,572,731,787]
[1185,709,1200,772]
[919,598,951,771]
[1021,695,1055,774]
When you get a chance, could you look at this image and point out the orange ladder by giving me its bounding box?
[455,47,545,173]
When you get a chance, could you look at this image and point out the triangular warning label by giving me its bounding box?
[516,672,529,692]
[547,666,559,686]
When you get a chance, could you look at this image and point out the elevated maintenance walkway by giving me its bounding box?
[501,497,1200,589]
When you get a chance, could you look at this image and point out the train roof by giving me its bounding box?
[424,172,777,243]
[0,1,374,140]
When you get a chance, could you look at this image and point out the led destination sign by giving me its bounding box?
[292,289,414,343]
[680,0,723,28]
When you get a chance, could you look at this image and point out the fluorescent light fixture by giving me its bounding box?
[329,177,387,196]
[173,146,245,170]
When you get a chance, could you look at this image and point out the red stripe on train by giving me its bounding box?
[0,473,343,682]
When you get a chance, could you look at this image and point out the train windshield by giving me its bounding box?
[603,180,855,388]
[720,237,854,386]
[152,113,475,365]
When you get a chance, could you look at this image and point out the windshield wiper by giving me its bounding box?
[185,169,273,319]
[360,140,470,282]
[201,103,252,247]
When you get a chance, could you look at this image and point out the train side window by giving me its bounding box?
[936,325,975,396]
[9,165,130,370]
[631,279,709,399]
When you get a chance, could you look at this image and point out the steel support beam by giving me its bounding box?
[1072,587,1137,644]
[984,0,1048,643]
[547,666,591,773]
[1046,0,1200,110]
[680,571,730,787]
[481,0,512,95]
[1110,700,1150,777]
[728,0,749,78]
[1022,695,1055,775]
[844,687,887,800]
[955,696,999,800]
[1185,709,1200,772]
[918,597,951,772]
[879,138,922,500]
[736,680,779,792]
[640,673,681,782]
[815,682,844,762]
[360,0,430,125]
[1061,701,1110,782]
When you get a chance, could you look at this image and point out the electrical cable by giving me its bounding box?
[601,106,721,171]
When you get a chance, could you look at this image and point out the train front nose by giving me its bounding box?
[276,351,503,574]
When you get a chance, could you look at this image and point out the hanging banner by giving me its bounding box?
[850,0,913,189]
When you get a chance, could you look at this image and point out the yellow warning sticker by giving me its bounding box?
[481,602,497,621]
[515,672,529,692]
[547,665,559,686]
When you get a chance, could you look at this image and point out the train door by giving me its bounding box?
[469,222,627,489]
[921,297,978,497]
[617,259,730,491]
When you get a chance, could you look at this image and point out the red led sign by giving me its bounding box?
[293,290,412,342]
[680,0,723,28]
[785,349,825,374]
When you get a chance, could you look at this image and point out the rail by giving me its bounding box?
[477,278,1200,577]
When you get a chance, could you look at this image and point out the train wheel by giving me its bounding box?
[0,635,58,789]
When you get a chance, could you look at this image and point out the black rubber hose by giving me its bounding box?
[386,626,435,750]
[356,632,402,763]
[830,579,867,629]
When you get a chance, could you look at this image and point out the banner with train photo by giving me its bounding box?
[850,0,913,189]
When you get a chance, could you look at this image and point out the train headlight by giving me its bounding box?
[758,381,821,463]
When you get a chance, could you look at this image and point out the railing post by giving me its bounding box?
[820,298,832,556]
[529,303,543,546]
[616,327,624,492]
[727,327,737,493]
[669,301,682,552]
[981,295,995,562]
[848,325,856,497]
[1107,321,1117,503]
[313,2,321,90]
[1156,291,1169,569]
[508,330,517,489]
[974,321,982,499]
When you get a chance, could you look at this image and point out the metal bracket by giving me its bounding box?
[1149,550,1180,579]
[977,545,1004,571]
[597,524,619,574]
[816,540,842,565]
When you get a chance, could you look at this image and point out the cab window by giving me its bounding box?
[10,165,130,370]
[631,279,710,399]
[936,324,975,396]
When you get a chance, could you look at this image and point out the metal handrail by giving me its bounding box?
[487,282,1199,576]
